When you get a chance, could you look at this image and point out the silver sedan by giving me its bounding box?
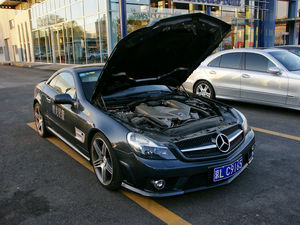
[183,48,300,110]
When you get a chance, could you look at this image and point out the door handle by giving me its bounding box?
[209,70,216,74]
[242,74,251,78]
[46,96,51,103]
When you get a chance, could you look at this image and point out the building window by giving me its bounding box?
[276,0,289,19]
[14,45,18,55]
[0,47,3,54]
[72,19,86,64]
[9,19,15,29]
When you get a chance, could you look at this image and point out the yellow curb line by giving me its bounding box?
[27,122,191,225]
[251,126,300,142]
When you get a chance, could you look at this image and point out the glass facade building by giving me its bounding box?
[30,0,266,65]
[1,0,299,65]
[149,0,260,50]
[31,0,109,64]
[275,0,300,46]
[30,0,158,64]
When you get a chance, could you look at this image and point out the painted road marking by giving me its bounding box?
[251,126,300,142]
[27,122,191,225]
[121,190,189,225]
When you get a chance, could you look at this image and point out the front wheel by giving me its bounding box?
[34,103,48,137]
[90,133,122,190]
[194,80,215,99]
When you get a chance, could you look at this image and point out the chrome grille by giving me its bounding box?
[175,124,244,159]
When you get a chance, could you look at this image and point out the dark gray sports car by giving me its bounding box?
[33,13,255,197]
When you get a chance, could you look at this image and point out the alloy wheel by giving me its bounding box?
[34,104,44,136]
[92,138,113,185]
[195,83,212,98]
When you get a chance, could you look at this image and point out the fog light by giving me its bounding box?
[152,179,166,190]
[249,147,255,164]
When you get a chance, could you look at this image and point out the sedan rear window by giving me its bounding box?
[219,53,242,69]
[269,50,300,71]
[208,56,221,67]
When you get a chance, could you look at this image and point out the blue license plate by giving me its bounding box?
[213,157,243,182]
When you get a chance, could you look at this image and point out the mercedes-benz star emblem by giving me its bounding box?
[216,133,230,152]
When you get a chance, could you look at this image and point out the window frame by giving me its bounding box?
[9,19,15,29]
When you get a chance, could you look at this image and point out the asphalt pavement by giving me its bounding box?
[0,65,300,225]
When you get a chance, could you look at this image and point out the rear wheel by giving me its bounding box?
[194,80,215,99]
[34,103,48,137]
[90,133,122,190]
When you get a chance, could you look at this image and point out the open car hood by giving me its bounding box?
[91,13,230,100]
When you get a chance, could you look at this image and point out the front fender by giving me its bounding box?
[85,104,131,155]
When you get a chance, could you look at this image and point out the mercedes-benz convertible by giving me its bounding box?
[33,13,255,197]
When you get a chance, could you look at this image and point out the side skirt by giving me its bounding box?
[46,126,91,161]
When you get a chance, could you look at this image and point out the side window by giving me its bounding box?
[245,53,276,72]
[49,72,76,99]
[208,56,221,67]
[49,75,59,87]
[219,53,242,69]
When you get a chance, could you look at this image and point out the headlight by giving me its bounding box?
[233,109,249,133]
[127,132,176,160]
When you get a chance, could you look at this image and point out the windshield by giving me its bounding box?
[269,50,300,71]
[289,49,300,56]
[78,70,101,100]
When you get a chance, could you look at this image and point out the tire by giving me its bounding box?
[194,80,215,99]
[34,103,49,137]
[90,132,122,190]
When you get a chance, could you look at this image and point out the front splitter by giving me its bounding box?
[121,158,252,198]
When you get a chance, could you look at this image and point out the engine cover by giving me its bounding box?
[135,100,199,127]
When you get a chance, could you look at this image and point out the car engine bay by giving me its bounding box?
[104,92,238,136]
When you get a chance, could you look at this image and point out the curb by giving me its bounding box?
[1,62,104,72]
[0,62,11,66]
[0,61,70,71]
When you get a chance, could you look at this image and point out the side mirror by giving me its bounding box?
[268,67,282,75]
[54,94,75,106]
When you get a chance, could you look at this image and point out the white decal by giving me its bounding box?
[75,127,85,143]
[52,105,65,120]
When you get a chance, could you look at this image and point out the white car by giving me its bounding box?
[183,48,300,110]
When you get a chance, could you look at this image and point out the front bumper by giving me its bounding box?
[118,129,255,197]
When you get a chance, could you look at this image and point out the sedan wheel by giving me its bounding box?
[91,133,122,190]
[194,81,215,99]
[34,103,48,137]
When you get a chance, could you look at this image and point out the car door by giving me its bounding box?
[46,72,78,139]
[49,71,90,153]
[240,52,288,104]
[43,74,62,128]
[206,52,242,98]
[286,72,300,107]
